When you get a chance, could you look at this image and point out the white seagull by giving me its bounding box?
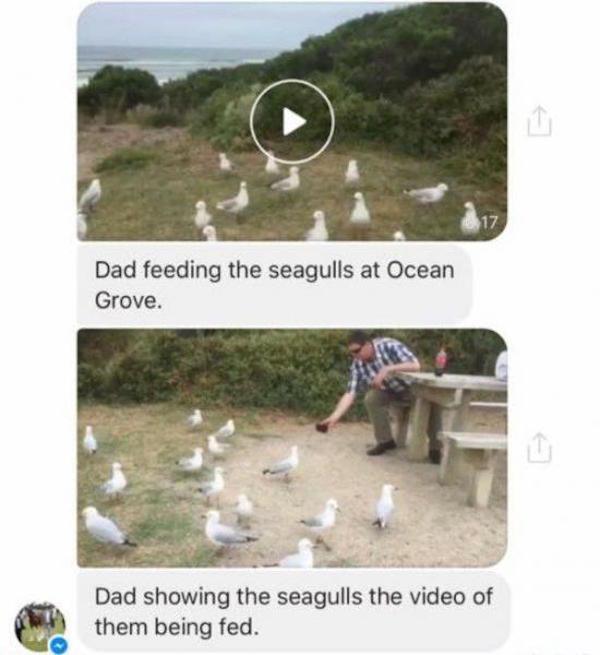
[345,159,360,185]
[203,225,217,241]
[210,419,235,441]
[460,201,482,236]
[82,507,137,546]
[305,210,328,241]
[204,509,258,548]
[350,191,370,224]
[193,201,212,236]
[218,152,233,172]
[265,150,280,175]
[83,425,97,454]
[208,434,230,458]
[403,182,448,204]
[262,445,299,481]
[177,447,204,473]
[197,466,225,505]
[301,498,340,548]
[278,538,314,568]
[373,483,397,529]
[100,462,127,498]
[393,230,407,241]
[187,409,203,429]
[79,178,102,212]
[77,212,88,240]
[234,493,254,527]
[216,181,249,214]
[270,166,300,192]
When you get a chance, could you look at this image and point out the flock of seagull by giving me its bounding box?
[77,150,484,240]
[80,410,397,568]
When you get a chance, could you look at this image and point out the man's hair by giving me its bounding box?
[347,330,372,346]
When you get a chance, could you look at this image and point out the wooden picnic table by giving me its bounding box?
[397,372,507,461]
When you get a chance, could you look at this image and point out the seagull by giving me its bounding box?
[278,538,314,568]
[216,181,249,214]
[193,201,212,237]
[262,445,299,481]
[208,434,230,458]
[203,225,217,241]
[82,507,137,546]
[83,425,97,454]
[100,462,127,498]
[373,483,397,529]
[300,498,340,549]
[345,159,360,185]
[305,210,328,241]
[79,178,102,212]
[218,152,233,172]
[204,510,258,548]
[265,150,280,175]
[176,447,204,473]
[187,409,203,429]
[77,212,88,240]
[403,182,448,204]
[460,201,482,236]
[197,466,225,505]
[350,191,370,224]
[393,230,407,241]
[210,419,235,441]
[234,493,254,527]
[270,166,300,192]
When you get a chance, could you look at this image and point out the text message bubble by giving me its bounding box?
[79,570,508,651]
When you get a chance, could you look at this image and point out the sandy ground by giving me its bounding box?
[78,404,506,568]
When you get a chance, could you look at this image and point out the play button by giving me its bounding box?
[283,107,306,136]
[250,79,335,165]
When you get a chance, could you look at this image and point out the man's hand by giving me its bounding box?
[317,417,337,432]
[371,366,390,390]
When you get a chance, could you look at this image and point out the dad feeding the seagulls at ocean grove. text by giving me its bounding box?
[319,331,420,456]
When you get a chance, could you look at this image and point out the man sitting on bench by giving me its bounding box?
[319,331,420,456]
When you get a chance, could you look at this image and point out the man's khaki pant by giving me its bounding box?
[364,388,411,445]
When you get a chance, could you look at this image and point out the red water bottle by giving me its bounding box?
[435,347,447,377]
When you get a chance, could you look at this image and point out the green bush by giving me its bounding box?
[95,148,158,173]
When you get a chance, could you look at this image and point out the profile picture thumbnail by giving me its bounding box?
[14,603,66,652]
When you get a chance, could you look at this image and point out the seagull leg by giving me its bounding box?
[321,538,332,552]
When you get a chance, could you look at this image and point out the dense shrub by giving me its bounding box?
[95,148,158,173]
[78,330,506,416]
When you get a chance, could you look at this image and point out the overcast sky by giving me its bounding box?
[78,3,402,49]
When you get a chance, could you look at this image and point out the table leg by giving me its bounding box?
[406,397,431,461]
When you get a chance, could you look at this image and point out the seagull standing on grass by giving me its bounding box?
[350,191,370,224]
[234,494,254,527]
[265,150,280,175]
[187,409,203,429]
[101,462,127,498]
[77,212,88,240]
[79,178,102,212]
[460,201,482,236]
[278,538,314,568]
[305,210,328,241]
[262,445,299,481]
[218,152,233,172]
[210,419,235,441]
[177,447,204,473]
[345,159,360,185]
[197,467,225,505]
[208,434,230,458]
[403,182,448,204]
[203,225,217,241]
[82,507,137,547]
[204,510,258,548]
[270,166,300,192]
[216,182,249,214]
[193,201,212,237]
[83,425,97,454]
[373,484,397,529]
[301,498,340,550]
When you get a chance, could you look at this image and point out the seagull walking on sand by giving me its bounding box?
[393,230,406,241]
[234,493,254,527]
[79,178,102,212]
[270,166,300,192]
[210,419,235,441]
[208,434,230,458]
[305,210,328,241]
[193,201,212,237]
[345,159,360,185]
[177,447,204,473]
[350,191,370,224]
[265,150,280,175]
[373,483,397,529]
[300,498,340,549]
[187,409,203,429]
[262,445,299,481]
[278,538,314,568]
[204,510,258,548]
[216,181,249,214]
[101,462,127,498]
[77,212,88,240]
[218,152,233,172]
[83,425,97,454]
[82,507,137,547]
[197,467,225,505]
[203,225,217,241]
[460,201,482,236]
[403,182,448,204]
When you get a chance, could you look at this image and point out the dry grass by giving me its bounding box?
[78,124,507,241]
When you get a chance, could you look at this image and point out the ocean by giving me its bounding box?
[77,45,283,86]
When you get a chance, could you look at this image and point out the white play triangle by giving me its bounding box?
[283,107,307,136]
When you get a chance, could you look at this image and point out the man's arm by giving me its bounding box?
[371,358,421,389]
[320,391,356,429]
